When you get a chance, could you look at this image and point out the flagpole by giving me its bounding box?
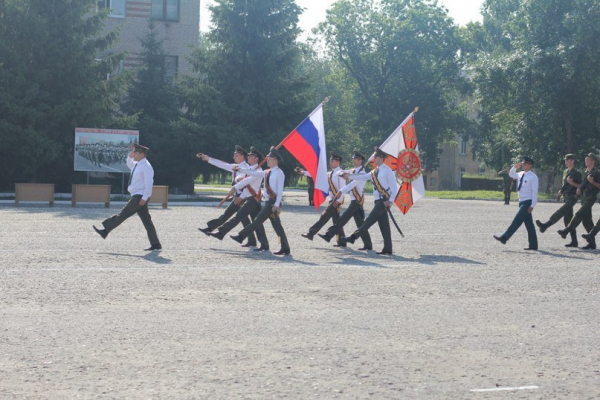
[218,97,331,208]
[255,96,331,168]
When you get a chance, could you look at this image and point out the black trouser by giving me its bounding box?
[308,201,345,245]
[503,188,511,204]
[217,197,268,248]
[102,194,160,246]
[206,198,256,245]
[351,200,392,253]
[307,177,314,206]
[236,199,289,252]
[546,196,578,242]
[567,195,596,232]
[324,200,372,248]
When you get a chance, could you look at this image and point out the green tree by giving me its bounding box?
[122,21,195,193]
[0,0,125,191]
[469,0,600,176]
[318,0,472,170]
[181,0,311,180]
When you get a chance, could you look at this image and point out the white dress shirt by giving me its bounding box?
[233,164,263,200]
[348,164,399,201]
[209,158,249,194]
[127,156,154,201]
[304,166,345,200]
[509,167,538,208]
[338,166,367,201]
[240,166,285,207]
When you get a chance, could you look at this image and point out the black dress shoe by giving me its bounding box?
[333,243,347,248]
[209,231,225,240]
[93,225,108,239]
[535,220,548,233]
[273,249,290,255]
[242,242,257,248]
[230,235,243,244]
[317,233,331,243]
[564,242,578,248]
[358,247,372,251]
[557,228,570,239]
[145,244,162,251]
[493,235,507,244]
[301,233,314,241]
[252,246,269,252]
[198,227,212,235]
[523,247,538,251]
[377,250,392,255]
[581,243,596,250]
[341,235,356,244]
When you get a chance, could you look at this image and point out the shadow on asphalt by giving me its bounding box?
[208,248,319,266]
[504,249,589,260]
[99,252,172,265]
[3,204,170,220]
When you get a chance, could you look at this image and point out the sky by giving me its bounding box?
[200,0,485,36]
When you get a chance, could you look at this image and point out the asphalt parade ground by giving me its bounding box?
[1,197,598,399]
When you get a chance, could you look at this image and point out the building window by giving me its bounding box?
[98,0,126,17]
[164,56,178,82]
[460,137,467,155]
[152,0,179,21]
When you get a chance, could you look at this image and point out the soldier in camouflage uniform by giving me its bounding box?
[535,154,582,247]
[558,153,600,249]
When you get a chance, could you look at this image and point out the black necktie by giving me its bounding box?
[517,173,525,191]
[128,163,137,186]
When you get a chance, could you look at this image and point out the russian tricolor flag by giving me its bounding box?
[282,103,329,209]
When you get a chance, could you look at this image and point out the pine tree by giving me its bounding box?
[0,0,125,190]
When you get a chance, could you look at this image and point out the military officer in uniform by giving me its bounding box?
[197,145,257,247]
[558,153,600,249]
[341,147,399,255]
[299,151,346,246]
[493,156,539,250]
[317,150,373,251]
[206,147,269,251]
[93,144,162,251]
[497,167,514,205]
[535,154,582,247]
[230,147,290,256]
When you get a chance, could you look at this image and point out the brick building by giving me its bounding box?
[99,0,200,76]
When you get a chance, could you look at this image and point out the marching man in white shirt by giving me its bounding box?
[318,150,373,250]
[494,156,539,250]
[299,151,347,246]
[93,143,162,251]
[230,146,290,256]
[197,145,257,247]
[207,146,269,251]
[341,147,399,255]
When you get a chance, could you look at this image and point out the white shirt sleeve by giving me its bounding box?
[209,158,234,172]
[530,173,539,208]
[274,170,284,207]
[509,167,519,179]
[126,156,135,170]
[142,163,154,201]
[339,180,358,194]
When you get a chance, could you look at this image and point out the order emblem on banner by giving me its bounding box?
[395,148,422,183]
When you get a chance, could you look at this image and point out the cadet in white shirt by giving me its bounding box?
[341,147,399,255]
[494,156,539,250]
[196,145,257,247]
[299,151,347,246]
[230,146,290,255]
[207,146,269,251]
[93,143,161,251]
[318,150,373,250]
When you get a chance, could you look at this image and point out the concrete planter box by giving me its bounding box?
[15,183,55,207]
[71,184,111,208]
